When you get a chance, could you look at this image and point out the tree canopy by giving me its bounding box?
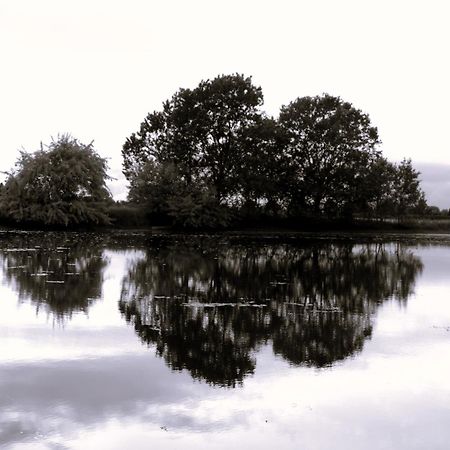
[0,135,111,227]
[123,74,263,202]
[122,74,427,228]
[278,94,381,216]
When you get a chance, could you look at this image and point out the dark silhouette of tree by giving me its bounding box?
[0,135,111,227]
[391,159,427,219]
[362,158,426,219]
[128,160,230,229]
[362,157,397,218]
[122,75,427,227]
[123,74,263,201]
[119,238,422,385]
[122,74,264,225]
[237,117,290,215]
[278,94,381,217]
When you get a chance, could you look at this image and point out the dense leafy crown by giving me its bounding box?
[1,134,111,227]
[121,75,426,227]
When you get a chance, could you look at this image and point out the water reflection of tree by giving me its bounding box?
[0,233,107,320]
[120,241,423,386]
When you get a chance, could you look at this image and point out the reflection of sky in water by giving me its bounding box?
[0,243,450,449]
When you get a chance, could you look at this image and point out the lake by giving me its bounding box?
[0,231,449,449]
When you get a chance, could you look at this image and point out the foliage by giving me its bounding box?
[362,157,426,219]
[123,73,264,204]
[1,135,111,227]
[123,75,428,228]
[278,94,381,216]
[362,157,397,217]
[128,160,231,228]
[391,159,427,217]
[237,117,290,214]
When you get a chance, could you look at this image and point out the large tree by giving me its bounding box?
[0,135,111,227]
[278,94,381,216]
[122,74,264,204]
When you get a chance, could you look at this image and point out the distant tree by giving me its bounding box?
[122,74,264,205]
[391,158,427,218]
[361,158,427,219]
[278,94,381,217]
[426,205,441,216]
[0,135,111,227]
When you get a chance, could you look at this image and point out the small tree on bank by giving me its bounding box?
[0,135,111,227]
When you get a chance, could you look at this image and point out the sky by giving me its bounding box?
[0,0,449,205]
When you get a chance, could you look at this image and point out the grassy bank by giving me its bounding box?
[2,202,450,233]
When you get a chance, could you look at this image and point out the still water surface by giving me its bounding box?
[0,232,449,449]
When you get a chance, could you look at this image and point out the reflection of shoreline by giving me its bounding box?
[120,242,423,385]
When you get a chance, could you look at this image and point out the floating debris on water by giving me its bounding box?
[182,302,266,308]
[45,280,65,284]
[284,302,341,312]
[5,248,38,252]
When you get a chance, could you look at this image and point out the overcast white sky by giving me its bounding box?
[1,0,449,205]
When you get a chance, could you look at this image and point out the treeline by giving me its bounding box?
[0,74,428,229]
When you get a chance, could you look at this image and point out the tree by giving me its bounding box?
[237,117,290,215]
[362,156,397,218]
[128,160,230,228]
[1,134,111,227]
[122,74,264,205]
[360,157,427,219]
[278,94,381,217]
[391,159,427,218]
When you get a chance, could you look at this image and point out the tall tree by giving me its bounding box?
[122,74,264,204]
[0,135,111,227]
[278,94,381,216]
